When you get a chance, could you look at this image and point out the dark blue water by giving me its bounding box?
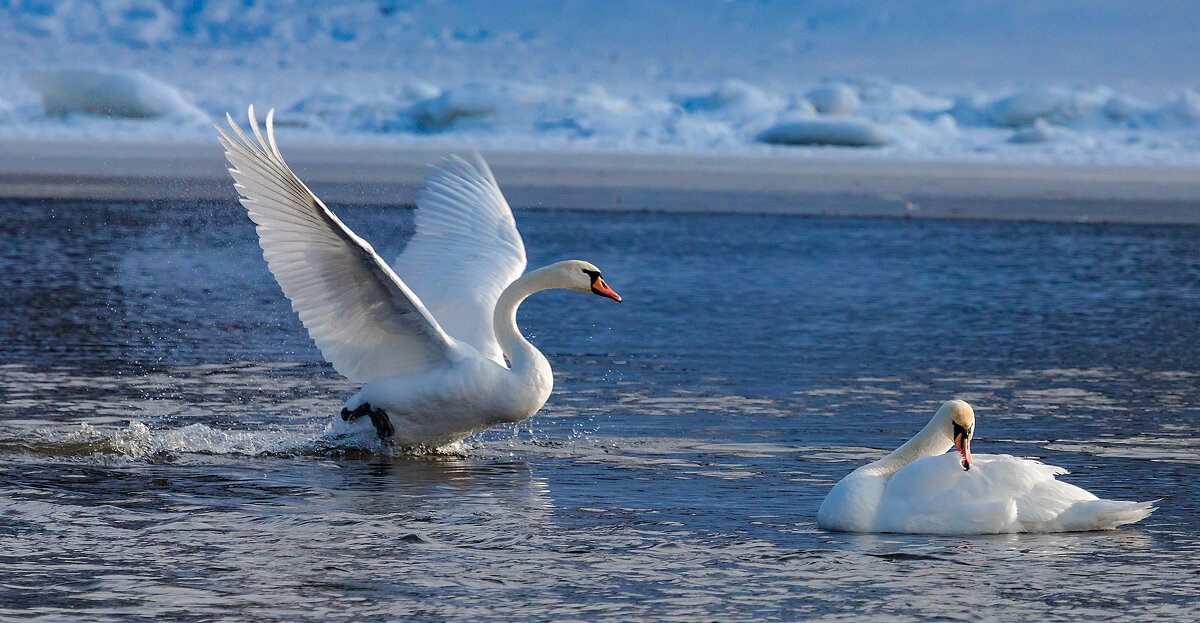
[1,199,1198,621]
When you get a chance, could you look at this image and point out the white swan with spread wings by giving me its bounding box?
[217,107,621,448]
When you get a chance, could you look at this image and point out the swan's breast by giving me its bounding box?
[817,468,887,532]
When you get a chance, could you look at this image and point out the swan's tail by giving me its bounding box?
[1057,499,1157,532]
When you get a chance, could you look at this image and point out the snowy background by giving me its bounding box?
[2,0,1200,164]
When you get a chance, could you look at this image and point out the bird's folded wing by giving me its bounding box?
[391,153,527,365]
[217,107,456,383]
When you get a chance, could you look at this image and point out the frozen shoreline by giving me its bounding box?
[4,3,1200,175]
[1,139,1198,223]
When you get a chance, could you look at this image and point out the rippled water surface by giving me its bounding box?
[2,199,1198,621]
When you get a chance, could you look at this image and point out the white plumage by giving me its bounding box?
[817,400,1155,534]
[217,106,621,448]
[394,154,527,366]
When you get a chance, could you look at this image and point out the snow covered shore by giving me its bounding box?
[3,139,1198,223]
[1,1,1199,167]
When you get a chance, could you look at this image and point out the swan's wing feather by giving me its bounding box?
[876,453,1012,533]
[879,453,1147,534]
[391,153,526,364]
[217,107,456,383]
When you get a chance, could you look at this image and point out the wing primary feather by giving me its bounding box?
[218,106,458,383]
[265,108,285,159]
[389,150,526,364]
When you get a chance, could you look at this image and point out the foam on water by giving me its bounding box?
[72,420,314,458]
[0,413,483,463]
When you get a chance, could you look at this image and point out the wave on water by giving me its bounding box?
[0,420,472,463]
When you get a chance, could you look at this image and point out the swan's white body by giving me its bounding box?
[817,401,1155,534]
[331,267,563,448]
[217,107,619,448]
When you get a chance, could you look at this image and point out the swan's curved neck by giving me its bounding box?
[870,418,953,476]
[493,266,558,373]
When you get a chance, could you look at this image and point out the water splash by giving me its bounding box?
[0,420,476,462]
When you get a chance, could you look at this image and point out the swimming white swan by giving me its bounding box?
[216,106,621,448]
[817,400,1155,534]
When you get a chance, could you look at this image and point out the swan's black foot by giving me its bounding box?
[341,403,371,421]
[368,407,394,441]
[340,403,394,442]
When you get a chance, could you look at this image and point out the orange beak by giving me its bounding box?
[591,276,622,302]
[954,432,973,471]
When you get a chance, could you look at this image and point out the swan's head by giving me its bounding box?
[551,260,621,302]
[935,399,974,471]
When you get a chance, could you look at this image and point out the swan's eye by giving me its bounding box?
[581,268,600,281]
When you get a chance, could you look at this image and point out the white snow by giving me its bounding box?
[24,69,205,120]
[677,80,783,116]
[983,87,1111,128]
[1008,119,1062,144]
[409,84,504,131]
[1170,90,1200,123]
[0,1,1198,165]
[807,85,860,116]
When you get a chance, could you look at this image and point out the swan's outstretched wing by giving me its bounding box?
[217,107,456,383]
[391,154,526,365]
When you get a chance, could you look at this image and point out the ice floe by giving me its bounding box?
[807,85,860,115]
[677,80,783,115]
[758,118,892,147]
[409,83,506,131]
[23,69,204,120]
